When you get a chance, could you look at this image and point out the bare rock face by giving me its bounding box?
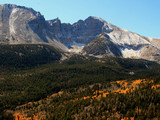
[82,33,122,57]
[0,4,15,43]
[0,4,44,43]
[47,16,115,46]
[0,4,67,51]
[150,38,160,50]
[140,45,160,63]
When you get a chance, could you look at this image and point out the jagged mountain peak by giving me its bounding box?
[47,17,61,26]
[84,16,110,26]
[0,4,46,43]
[0,4,68,52]
[86,16,107,23]
[0,4,42,17]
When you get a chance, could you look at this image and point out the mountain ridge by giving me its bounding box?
[0,4,159,63]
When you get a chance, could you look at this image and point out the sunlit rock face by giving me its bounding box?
[0,4,67,51]
[0,4,46,43]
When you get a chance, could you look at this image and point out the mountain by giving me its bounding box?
[49,16,160,63]
[48,16,160,62]
[0,4,159,63]
[82,32,160,62]
[0,4,67,51]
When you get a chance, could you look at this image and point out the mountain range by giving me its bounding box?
[0,4,160,63]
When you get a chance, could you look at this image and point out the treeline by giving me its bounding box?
[0,44,61,68]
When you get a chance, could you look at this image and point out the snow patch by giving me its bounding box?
[68,42,85,53]
[68,45,84,53]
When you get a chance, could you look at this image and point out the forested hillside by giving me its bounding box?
[0,50,160,119]
[0,44,61,68]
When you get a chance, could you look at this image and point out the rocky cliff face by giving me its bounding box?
[47,16,114,46]
[48,16,152,47]
[0,4,67,51]
[0,4,44,43]
[0,4,159,63]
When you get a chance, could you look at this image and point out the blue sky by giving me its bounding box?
[1,0,160,38]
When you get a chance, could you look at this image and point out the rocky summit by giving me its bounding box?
[0,4,160,63]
